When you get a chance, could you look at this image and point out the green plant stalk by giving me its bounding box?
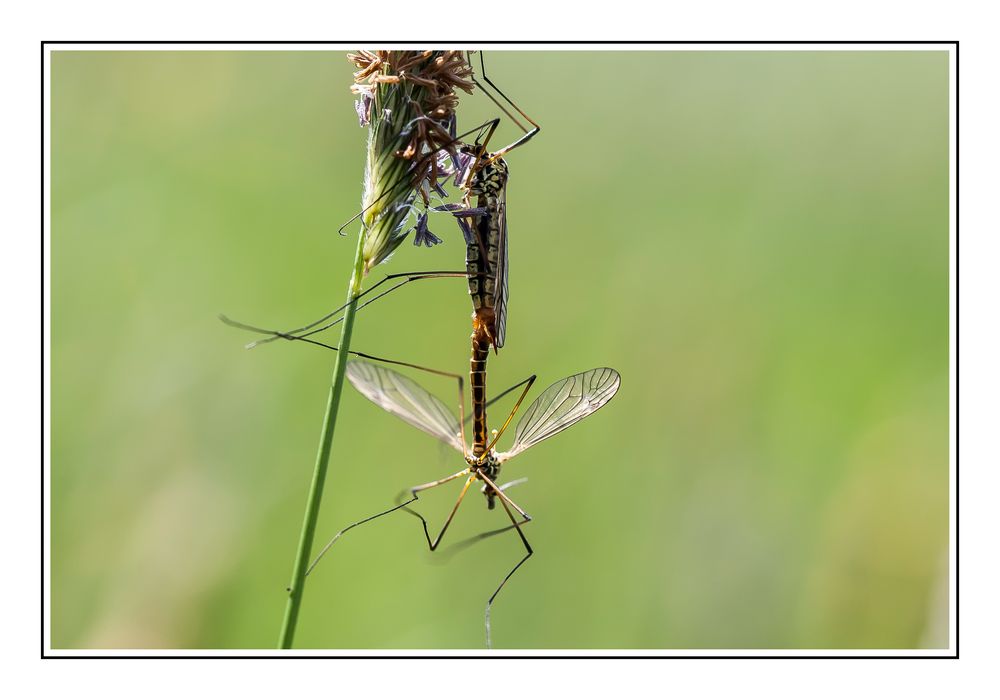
[278,230,366,649]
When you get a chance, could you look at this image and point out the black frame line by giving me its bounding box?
[40,40,959,660]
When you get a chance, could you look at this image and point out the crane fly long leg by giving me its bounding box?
[437,517,532,564]
[401,472,477,552]
[462,375,535,427]
[305,467,472,577]
[474,51,539,136]
[305,497,419,577]
[476,469,532,522]
[483,375,537,456]
[218,319,452,380]
[290,271,473,343]
[468,51,540,164]
[468,55,526,134]
[436,479,531,563]
[401,467,474,500]
[221,269,470,349]
[482,483,534,650]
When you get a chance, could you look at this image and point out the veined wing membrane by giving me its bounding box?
[346,360,465,453]
[494,185,509,349]
[498,367,621,461]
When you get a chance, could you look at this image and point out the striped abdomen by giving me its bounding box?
[465,157,508,350]
[470,323,492,458]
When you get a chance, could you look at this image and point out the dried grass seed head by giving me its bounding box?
[347,50,474,273]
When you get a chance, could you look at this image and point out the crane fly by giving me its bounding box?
[224,51,538,360]
[440,48,539,354]
[307,360,621,647]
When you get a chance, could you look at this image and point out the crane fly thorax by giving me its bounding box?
[467,155,509,198]
[468,449,500,475]
[467,450,503,510]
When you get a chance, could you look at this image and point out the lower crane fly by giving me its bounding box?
[308,360,621,648]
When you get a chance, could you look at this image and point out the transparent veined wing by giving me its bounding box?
[497,367,621,462]
[494,184,509,349]
[346,360,465,454]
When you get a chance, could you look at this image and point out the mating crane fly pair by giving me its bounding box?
[224,51,621,647]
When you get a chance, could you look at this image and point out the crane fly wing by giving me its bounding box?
[346,360,465,454]
[494,185,509,349]
[498,367,621,461]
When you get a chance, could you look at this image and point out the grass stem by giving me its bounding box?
[278,229,366,649]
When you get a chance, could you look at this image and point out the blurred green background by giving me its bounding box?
[50,50,950,650]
